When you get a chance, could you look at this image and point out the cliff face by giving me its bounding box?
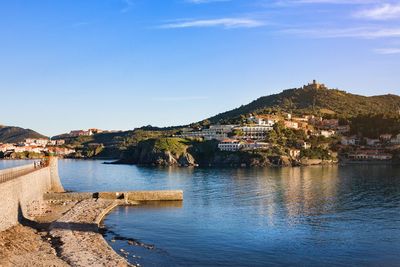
[120,138,196,167]
[118,138,296,167]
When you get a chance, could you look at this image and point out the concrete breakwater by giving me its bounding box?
[0,158,183,266]
[45,190,184,202]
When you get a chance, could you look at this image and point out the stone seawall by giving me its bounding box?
[0,158,64,231]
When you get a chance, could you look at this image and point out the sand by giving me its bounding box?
[0,199,132,267]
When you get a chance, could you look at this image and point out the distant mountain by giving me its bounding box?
[0,125,47,143]
[207,81,400,124]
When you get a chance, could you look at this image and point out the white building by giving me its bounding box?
[341,136,358,146]
[218,139,243,152]
[13,146,45,153]
[180,131,204,139]
[0,144,16,153]
[348,150,392,161]
[202,125,235,140]
[48,139,65,146]
[24,138,49,147]
[237,126,273,140]
[366,138,380,146]
[320,130,336,138]
[242,141,271,151]
[180,125,235,141]
[48,147,75,156]
[249,116,277,127]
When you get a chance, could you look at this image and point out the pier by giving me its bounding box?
[0,158,183,266]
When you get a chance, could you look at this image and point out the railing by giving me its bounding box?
[0,162,47,184]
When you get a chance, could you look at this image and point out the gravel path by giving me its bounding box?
[50,199,131,267]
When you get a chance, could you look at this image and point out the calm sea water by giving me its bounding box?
[0,159,33,170]
[2,159,400,266]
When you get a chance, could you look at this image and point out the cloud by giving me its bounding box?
[273,0,379,6]
[152,96,209,102]
[355,3,400,20]
[374,48,400,54]
[159,18,265,29]
[283,27,400,39]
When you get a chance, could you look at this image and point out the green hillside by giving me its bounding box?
[207,83,400,124]
[0,126,48,143]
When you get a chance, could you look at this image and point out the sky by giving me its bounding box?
[1,0,400,136]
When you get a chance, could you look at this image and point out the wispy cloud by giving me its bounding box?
[159,18,265,29]
[374,47,400,54]
[283,27,400,39]
[152,96,209,102]
[355,3,400,20]
[273,0,379,6]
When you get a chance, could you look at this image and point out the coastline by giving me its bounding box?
[110,157,400,168]
[0,187,183,267]
[0,198,134,267]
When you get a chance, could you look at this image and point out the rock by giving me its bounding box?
[178,153,196,167]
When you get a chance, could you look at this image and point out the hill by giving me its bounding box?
[206,81,400,124]
[0,125,47,143]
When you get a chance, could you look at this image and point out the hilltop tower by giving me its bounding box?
[303,80,327,90]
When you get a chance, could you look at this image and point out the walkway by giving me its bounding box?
[0,163,46,184]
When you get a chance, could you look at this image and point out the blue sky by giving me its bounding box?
[1,0,400,136]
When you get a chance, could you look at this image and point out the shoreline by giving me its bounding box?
[0,198,135,267]
[0,189,183,267]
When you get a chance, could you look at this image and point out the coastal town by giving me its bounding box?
[1,81,399,164]
[1,117,400,163]
[178,113,400,162]
[166,81,400,164]
[0,138,74,158]
[0,129,103,159]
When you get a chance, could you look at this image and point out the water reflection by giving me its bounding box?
[55,160,400,266]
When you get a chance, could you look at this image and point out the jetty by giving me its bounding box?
[0,157,183,266]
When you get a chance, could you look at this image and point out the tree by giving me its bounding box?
[228,129,244,138]
[266,130,278,144]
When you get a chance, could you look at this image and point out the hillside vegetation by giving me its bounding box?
[206,86,400,124]
[0,126,47,143]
